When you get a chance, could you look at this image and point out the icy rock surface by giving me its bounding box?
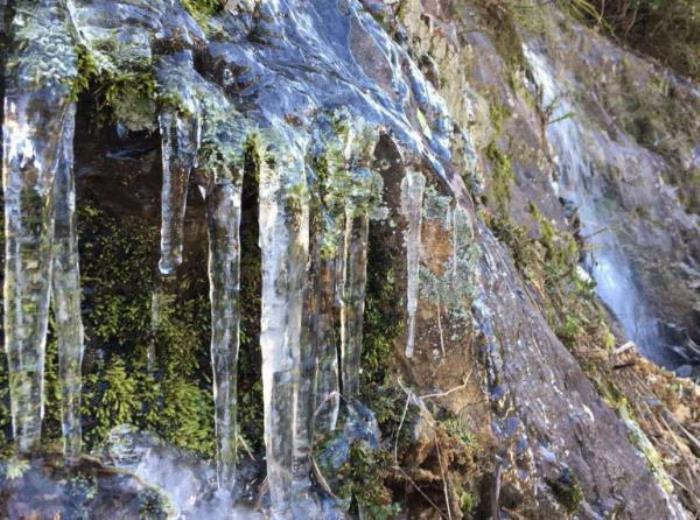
[101,425,261,519]
[519,38,700,369]
[2,0,471,515]
[1,0,692,518]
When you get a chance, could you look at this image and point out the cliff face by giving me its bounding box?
[0,1,698,519]
[393,0,700,516]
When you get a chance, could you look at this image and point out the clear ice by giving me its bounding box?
[2,0,473,515]
[3,0,84,456]
[258,129,311,515]
[158,107,199,275]
[401,170,426,359]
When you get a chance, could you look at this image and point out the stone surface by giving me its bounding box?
[1,0,698,518]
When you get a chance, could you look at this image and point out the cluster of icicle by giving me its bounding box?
[2,0,474,516]
[3,1,84,458]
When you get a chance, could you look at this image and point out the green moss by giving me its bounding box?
[181,0,222,27]
[459,488,477,514]
[488,101,511,136]
[486,202,613,353]
[442,417,476,447]
[66,200,217,456]
[336,442,401,519]
[83,358,139,447]
[69,45,99,102]
[546,470,583,513]
[485,141,515,218]
[362,217,403,375]
[69,43,158,130]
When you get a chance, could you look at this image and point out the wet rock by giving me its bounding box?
[675,364,694,379]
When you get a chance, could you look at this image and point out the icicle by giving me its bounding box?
[187,85,249,492]
[206,181,243,491]
[339,206,370,398]
[336,122,380,397]
[51,104,85,459]
[158,110,199,275]
[337,165,380,400]
[3,1,78,453]
[400,170,426,359]
[258,134,311,517]
[305,119,346,435]
[309,253,340,432]
[304,205,340,434]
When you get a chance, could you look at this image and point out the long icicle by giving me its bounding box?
[339,202,370,398]
[207,181,243,490]
[306,124,343,434]
[51,104,85,459]
[401,169,426,359]
[158,110,199,275]
[338,161,381,398]
[258,134,311,517]
[3,1,78,453]
[195,85,247,493]
[309,246,340,432]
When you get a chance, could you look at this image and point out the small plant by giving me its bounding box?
[484,141,515,218]
[443,417,476,446]
[181,0,223,26]
[5,457,30,481]
[337,442,400,520]
[546,469,583,513]
[459,488,476,514]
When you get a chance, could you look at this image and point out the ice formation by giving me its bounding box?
[2,0,474,514]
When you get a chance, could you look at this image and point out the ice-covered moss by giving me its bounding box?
[6,2,77,93]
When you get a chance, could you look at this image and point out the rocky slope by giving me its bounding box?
[0,0,698,519]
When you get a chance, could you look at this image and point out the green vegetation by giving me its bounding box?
[581,0,700,81]
[487,202,615,352]
[72,45,157,130]
[337,442,401,519]
[360,223,404,434]
[75,200,216,457]
[181,0,222,26]
[459,488,477,514]
[546,470,583,513]
[484,141,515,218]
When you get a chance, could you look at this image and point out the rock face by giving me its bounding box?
[398,0,700,370]
[0,0,698,519]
